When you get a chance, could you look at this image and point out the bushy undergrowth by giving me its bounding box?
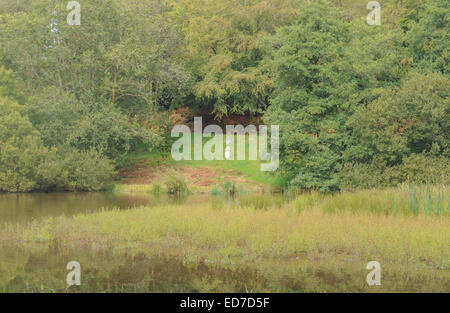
[0,91,116,192]
[338,154,449,190]
[164,171,189,195]
[149,183,162,195]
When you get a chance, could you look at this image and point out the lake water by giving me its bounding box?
[0,192,213,224]
[0,191,282,293]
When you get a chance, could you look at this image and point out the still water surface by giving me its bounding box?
[0,192,211,223]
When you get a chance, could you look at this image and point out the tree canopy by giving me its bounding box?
[0,0,447,192]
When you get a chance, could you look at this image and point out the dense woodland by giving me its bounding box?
[0,0,448,192]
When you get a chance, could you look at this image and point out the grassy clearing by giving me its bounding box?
[124,134,279,188]
[0,185,448,292]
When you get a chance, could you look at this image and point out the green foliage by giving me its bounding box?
[172,0,301,117]
[0,0,190,112]
[66,103,157,164]
[347,72,449,162]
[149,183,162,195]
[25,88,161,165]
[0,68,116,192]
[25,88,83,148]
[37,146,116,192]
[0,66,25,103]
[0,0,448,192]
[407,0,450,75]
[0,95,48,192]
[341,72,449,188]
[0,94,115,192]
[165,171,189,195]
[338,154,449,190]
[261,1,406,191]
[221,181,238,196]
[383,0,429,31]
[0,0,185,170]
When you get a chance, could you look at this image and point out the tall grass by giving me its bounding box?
[317,185,448,216]
[238,194,287,210]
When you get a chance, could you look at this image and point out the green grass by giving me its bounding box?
[125,134,279,187]
[317,184,449,216]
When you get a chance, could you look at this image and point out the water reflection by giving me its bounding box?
[0,192,211,224]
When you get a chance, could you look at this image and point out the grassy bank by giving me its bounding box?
[0,185,448,292]
[120,134,280,192]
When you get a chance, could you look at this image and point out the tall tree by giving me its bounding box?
[260,0,406,191]
[171,0,302,117]
[0,0,190,115]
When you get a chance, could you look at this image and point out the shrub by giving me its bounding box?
[165,172,188,195]
[26,88,164,166]
[347,72,449,166]
[341,72,450,190]
[337,154,449,190]
[0,96,48,192]
[0,94,116,192]
[149,183,162,195]
[65,102,158,164]
[221,182,237,197]
[50,147,116,192]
